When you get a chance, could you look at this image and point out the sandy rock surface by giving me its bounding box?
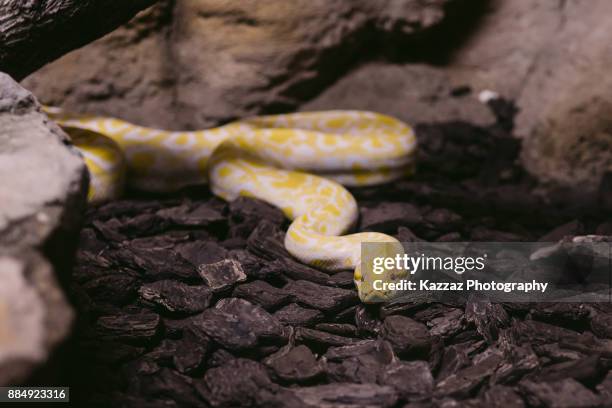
[22,0,451,129]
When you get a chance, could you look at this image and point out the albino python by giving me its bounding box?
[46,108,416,302]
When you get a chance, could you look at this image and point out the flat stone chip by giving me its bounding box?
[198,259,247,292]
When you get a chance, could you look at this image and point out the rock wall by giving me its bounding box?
[22,0,451,128]
[21,0,612,191]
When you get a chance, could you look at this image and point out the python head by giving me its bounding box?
[354,239,409,303]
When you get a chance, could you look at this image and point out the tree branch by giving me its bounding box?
[0,0,157,80]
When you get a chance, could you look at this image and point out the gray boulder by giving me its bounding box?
[0,72,87,384]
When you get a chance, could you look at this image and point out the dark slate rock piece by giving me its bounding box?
[119,213,172,237]
[198,358,269,406]
[381,315,431,359]
[161,317,194,339]
[114,244,199,282]
[325,339,394,362]
[247,220,292,260]
[294,383,398,408]
[395,226,425,242]
[479,385,525,408]
[77,227,108,253]
[198,259,247,292]
[92,218,127,242]
[326,339,396,384]
[492,342,539,384]
[174,241,228,268]
[428,335,445,374]
[229,196,285,223]
[128,232,190,250]
[96,313,161,345]
[533,343,586,363]
[229,196,285,225]
[191,298,285,351]
[510,320,608,357]
[408,400,458,408]
[130,367,204,408]
[360,202,422,232]
[139,280,212,315]
[78,340,145,366]
[228,249,270,279]
[428,308,465,338]
[261,258,332,285]
[122,357,161,380]
[436,342,470,381]
[89,199,167,221]
[436,232,462,242]
[296,327,360,349]
[228,197,285,239]
[315,323,359,337]
[72,287,118,318]
[538,220,584,242]
[283,280,358,312]
[591,313,612,339]
[156,201,224,227]
[145,330,208,375]
[82,274,140,306]
[380,361,433,401]
[254,344,282,358]
[146,339,181,365]
[529,303,591,328]
[333,305,359,324]
[412,303,458,323]
[214,297,286,335]
[513,320,584,346]
[435,348,503,398]
[355,305,382,336]
[596,370,612,402]
[423,208,462,232]
[232,280,291,310]
[595,220,612,234]
[326,359,381,384]
[112,395,179,408]
[465,297,510,343]
[470,227,524,242]
[519,379,602,408]
[207,349,236,368]
[196,358,304,408]
[327,271,355,288]
[264,345,325,383]
[219,237,247,249]
[273,303,324,327]
[531,355,602,385]
[173,330,208,375]
[380,299,439,319]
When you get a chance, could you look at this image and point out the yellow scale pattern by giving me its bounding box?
[46,108,417,302]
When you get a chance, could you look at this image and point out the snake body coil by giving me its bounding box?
[47,109,417,302]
